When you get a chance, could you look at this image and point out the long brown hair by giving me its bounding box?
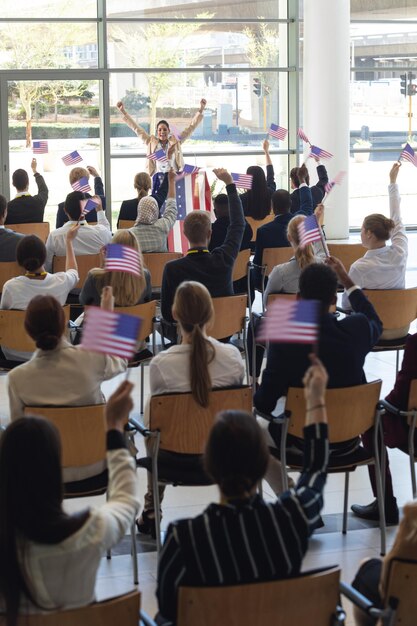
[91,230,146,306]
[287,215,315,269]
[134,172,152,201]
[173,281,215,407]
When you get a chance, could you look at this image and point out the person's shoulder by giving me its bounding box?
[209,337,241,358]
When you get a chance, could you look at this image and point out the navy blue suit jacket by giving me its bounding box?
[56,177,105,228]
[290,164,328,214]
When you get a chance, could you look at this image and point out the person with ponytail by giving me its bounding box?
[137,281,244,537]
[239,140,276,220]
[341,162,408,313]
[0,381,139,623]
[116,171,169,226]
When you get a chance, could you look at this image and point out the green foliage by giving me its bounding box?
[121,90,150,113]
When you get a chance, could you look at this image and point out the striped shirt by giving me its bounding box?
[156,423,328,623]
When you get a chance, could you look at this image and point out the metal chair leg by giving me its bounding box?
[409,412,417,499]
[342,472,349,534]
[151,433,162,553]
[374,411,386,556]
[130,521,139,585]
[140,363,145,415]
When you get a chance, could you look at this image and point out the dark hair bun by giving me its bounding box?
[36,332,59,351]
[23,258,42,272]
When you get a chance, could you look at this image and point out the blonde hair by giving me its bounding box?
[363,213,395,242]
[134,172,152,202]
[287,215,315,269]
[91,230,146,306]
[173,282,215,407]
[69,167,90,186]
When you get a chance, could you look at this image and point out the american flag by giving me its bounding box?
[147,148,168,163]
[105,243,142,277]
[400,143,417,167]
[82,198,98,213]
[81,307,142,359]
[298,128,310,144]
[310,145,333,160]
[324,170,346,194]
[33,140,48,154]
[71,177,91,193]
[298,214,322,248]
[176,163,200,180]
[257,299,320,344]
[62,150,83,166]
[269,123,288,141]
[231,172,253,189]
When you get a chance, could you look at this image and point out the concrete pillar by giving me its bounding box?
[303,0,350,239]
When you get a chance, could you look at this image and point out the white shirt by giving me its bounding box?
[45,214,112,272]
[341,183,408,309]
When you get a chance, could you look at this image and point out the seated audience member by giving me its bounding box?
[160,168,245,341]
[254,259,382,492]
[45,192,112,272]
[155,355,329,624]
[341,163,408,324]
[0,381,139,619]
[240,140,276,220]
[5,159,48,225]
[209,193,252,252]
[290,155,328,214]
[56,166,105,227]
[129,169,177,253]
[351,500,417,626]
[0,229,79,362]
[137,281,245,537]
[7,288,127,482]
[0,194,24,262]
[117,171,169,227]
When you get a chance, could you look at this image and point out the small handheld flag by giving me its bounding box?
[257,299,320,344]
[231,172,253,189]
[269,123,288,141]
[81,307,142,359]
[71,177,91,193]
[62,150,82,166]
[399,143,417,167]
[310,145,333,160]
[147,148,168,163]
[324,171,346,194]
[104,243,142,277]
[33,141,48,154]
[298,214,322,248]
[298,128,310,144]
[80,198,98,214]
[176,164,200,179]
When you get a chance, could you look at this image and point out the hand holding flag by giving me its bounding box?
[297,214,329,257]
[257,298,320,345]
[81,307,142,359]
[148,148,169,163]
[399,143,417,167]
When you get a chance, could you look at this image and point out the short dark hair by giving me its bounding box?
[299,263,338,306]
[204,410,269,498]
[12,169,29,191]
[271,189,291,215]
[290,166,310,189]
[213,193,229,218]
[64,191,85,221]
[16,235,46,272]
[0,194,7,220]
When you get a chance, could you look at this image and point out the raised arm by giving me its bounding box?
[31,158,48,208]
[388,162,408,256]
[116,101,152,145]
[87,165,105,197]
[212,168,245,260]
[263,139,276,193]
[157,170,177,231]
[153,172,169,208]
[178,98,206,144]
[65,224,79,273]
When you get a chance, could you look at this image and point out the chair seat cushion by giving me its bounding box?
[270,443,374,471]
[137,451,213,486]
[64,470,108,497]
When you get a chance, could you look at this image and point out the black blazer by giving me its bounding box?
[290,164,328,213]
[0,228,25,263]
[6,173,48,224]
[116,173,169,227]
[209,216,252,252]
[55,177,105,228]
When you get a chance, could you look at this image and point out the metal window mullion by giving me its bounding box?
[287,0,299,176]
[107,66,294,73]
[0,17,98,23]
[97,0,107,70]
[106,17,289,24]
[0,78,9,200]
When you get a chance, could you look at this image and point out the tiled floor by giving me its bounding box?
[1,235,417,623]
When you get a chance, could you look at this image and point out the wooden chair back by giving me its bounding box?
[0,261,24,292]
[246,214,275,242]
[232,249,251,282]
[262,247,294,276]
[210,295,247,339]
[8,221,50,243]
[142,252,183,289]
[116,300,157,341]
[24,404,106,468]
[327,243,365,271]
[177,567,340,626]
[118,220,135,229]
[52,254,102,289]
[285,380,382,442]
[362,288,417,331]
[0,305,70,352]
[150,386,252,454]
[382,559,417,626]
[266,293,336,314]
[17,590,140,626]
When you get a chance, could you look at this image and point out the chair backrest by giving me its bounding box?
[327,243,365,272]
[210,295,247,339]
[0,261,24,293]
[246,214,275,242]
[118,219,135,229]
[266,293,336,313]
[24,404,106,467]
[262,247,294,276]
[116,299,157,341]
[150,386,252,454]
[8,222,50,243]
[177,567,340,626]
[0,305,70,352]
[17,590,140,626]
[232,249,251,282]
[383,558,417,626]
[285,380,382,442]
[362,288,417,331]
[142,252,183,289]
[52,254,102,289]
